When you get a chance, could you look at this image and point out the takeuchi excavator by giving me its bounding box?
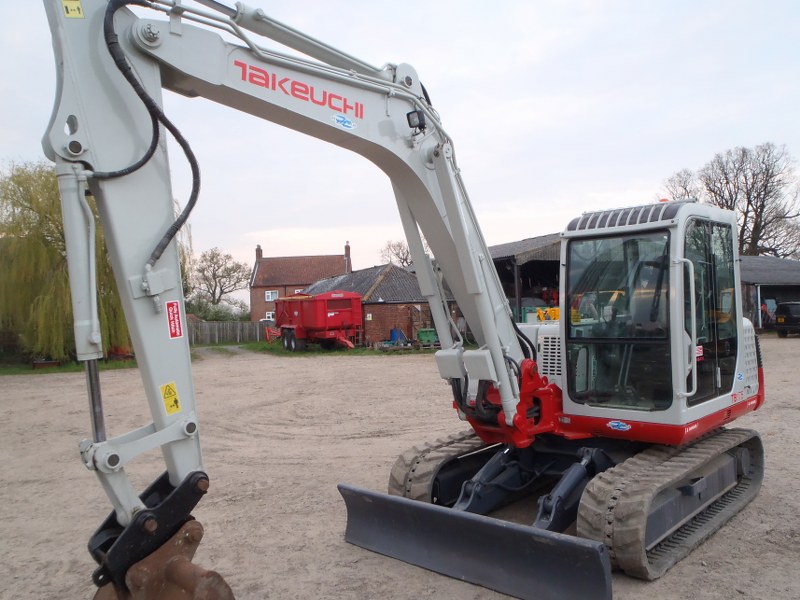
[42,1,765,599]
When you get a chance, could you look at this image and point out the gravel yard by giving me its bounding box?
[1,336,798,599]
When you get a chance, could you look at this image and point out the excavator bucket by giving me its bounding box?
[338,484,612,600]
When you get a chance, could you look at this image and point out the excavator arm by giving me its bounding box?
[42,0,560,597]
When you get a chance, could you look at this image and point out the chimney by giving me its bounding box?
[255,244,263,260]
[344,241,351,273]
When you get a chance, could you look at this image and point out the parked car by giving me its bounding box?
[774,302,800,337]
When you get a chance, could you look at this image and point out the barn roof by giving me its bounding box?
[304,264,428,303]
[489,233,561,263]
[486,235,800,289]
[740,255,800,286]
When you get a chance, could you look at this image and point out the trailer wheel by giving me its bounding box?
[288,331,297,352]
[282,330,290,350]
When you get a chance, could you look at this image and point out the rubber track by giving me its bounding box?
[577,428,764,580]
[387,430,487,502]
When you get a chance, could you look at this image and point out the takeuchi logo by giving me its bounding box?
[607,420,632,432]
[233,60,365,119]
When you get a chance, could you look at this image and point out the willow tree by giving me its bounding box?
[0,161,130,360]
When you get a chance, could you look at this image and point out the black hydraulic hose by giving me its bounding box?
[420,83,433,107]
[504,354,521,382]
[98,0,201,270]
[512,320,536,361]
[450,379,465,411]
[94,0,160,180]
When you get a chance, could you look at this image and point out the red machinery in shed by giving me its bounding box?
[275,291,363,351]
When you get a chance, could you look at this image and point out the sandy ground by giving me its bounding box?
[1,336,799,600]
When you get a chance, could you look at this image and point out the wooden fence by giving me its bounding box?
[187,321,265,345]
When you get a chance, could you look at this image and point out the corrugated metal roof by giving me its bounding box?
[304,264,428,303]
[489,233,561,263]
[740,255,800,285]
[251,254,347,287]
[487,234,800,287]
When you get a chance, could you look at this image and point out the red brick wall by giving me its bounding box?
[363,303,434,345]
[250,285,307,322]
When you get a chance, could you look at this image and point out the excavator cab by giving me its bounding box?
[560,200,763,437]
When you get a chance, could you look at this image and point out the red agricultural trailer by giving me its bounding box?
[275,291,363,351]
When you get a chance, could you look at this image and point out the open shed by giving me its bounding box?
[739,255,800,327]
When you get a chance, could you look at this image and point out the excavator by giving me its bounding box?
[42,1,765,599]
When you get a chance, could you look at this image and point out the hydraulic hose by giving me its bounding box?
[97,0,201,270]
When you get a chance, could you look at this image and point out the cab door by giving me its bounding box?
[683,219,738,404]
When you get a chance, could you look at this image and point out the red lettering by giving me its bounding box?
[248,66,270,88]
[328,94,343,112]
[290,81,309,101]
[234,60,246,80]
[233,60,364,119]
[309,86,327,106]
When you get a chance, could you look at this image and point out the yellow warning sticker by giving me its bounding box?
[160,382,182,415]
[61,0,84,18]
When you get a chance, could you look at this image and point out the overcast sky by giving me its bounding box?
[3,1,799,278]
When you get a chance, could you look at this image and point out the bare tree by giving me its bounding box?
[662,143,800,258]
[380,240,413,266]
[379,238,432,267]
[191,247,251,305]
[663,168,700,200]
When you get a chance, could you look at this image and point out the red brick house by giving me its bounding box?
[304,263,457,345]
[250,242,351,322]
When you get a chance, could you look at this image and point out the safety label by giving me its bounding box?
[166,300,183,339]
[61,0,84,18]
[160,382,181,415]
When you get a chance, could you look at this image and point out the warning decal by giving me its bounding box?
[166,300,183,339]
[160,382,182,415]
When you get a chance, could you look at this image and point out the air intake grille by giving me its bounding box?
[538,335,562,377]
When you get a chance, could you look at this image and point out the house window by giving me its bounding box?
[265,311,275,321]
[265,290,279,301]
[294,289,304,294]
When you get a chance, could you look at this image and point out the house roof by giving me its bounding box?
[304,264,428,303]
[251,254,347,287]
[489,233,561,263]
[740,255,800,286]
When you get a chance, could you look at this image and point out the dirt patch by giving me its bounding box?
[1,337,798,599]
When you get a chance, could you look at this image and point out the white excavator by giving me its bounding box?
[42,2,765,599]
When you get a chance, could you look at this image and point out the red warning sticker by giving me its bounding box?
[166,300,183,339]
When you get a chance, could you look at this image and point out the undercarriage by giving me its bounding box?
[340,427,763,600]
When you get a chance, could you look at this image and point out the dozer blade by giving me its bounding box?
[338,484,612,600]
